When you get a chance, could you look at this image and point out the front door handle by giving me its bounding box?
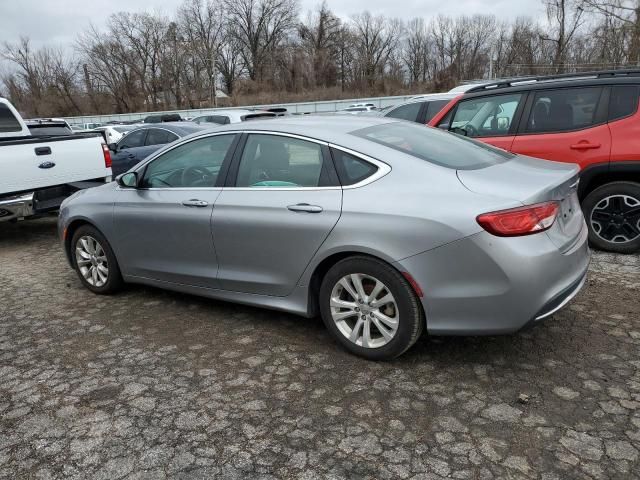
[570,142,601,150]
[182,199,209,207]
[287,203,323,213]
[35,146,52,156]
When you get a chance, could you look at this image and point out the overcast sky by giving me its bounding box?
[1,0,546,49]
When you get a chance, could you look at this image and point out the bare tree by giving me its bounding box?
[224,0,299,82]
[542,0,586,72]
[403,18,430,84]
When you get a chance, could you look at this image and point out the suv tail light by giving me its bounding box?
[477,201,559,237]
[102,143,112,169]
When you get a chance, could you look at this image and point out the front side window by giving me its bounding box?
[386,102,423,122]
[449,93,523,137]
[525,87,603,133]
[119,130,147,149]
[141,134,236,188]
[236,134,329,187]
[146,129,178,146]
[608,85,639,122]
[0,104,22,133]
[351,122,514,170]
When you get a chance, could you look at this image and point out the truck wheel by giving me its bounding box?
[71,225,123,293]
[582,181,640,254]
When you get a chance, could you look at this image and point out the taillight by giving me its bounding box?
[477,201,559,237]
[101,143,112,168]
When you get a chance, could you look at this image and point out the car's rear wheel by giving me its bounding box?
[319,256,424,360]
[583,181,640,254]
[71,225,123,294]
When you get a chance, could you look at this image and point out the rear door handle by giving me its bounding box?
[182,199,209,207]
[570,142,601,150]
[35,146,51,156]
[287,203,323,213]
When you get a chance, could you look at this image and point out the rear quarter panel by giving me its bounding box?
[609,109,640,164]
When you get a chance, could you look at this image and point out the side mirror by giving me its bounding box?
[117,172,138,188]
[450,127,468,136]
[108,143,118,152]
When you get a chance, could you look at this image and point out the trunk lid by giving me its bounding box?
[457,155,584,252]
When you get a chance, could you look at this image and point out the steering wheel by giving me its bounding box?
[181,166,210,186]
[462,125,478,137]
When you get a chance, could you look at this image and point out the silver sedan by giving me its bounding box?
[58,116,590,360]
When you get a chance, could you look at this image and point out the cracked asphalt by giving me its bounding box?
[1,216,639,480]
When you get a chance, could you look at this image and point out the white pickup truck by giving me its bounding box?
[0,97,112,222]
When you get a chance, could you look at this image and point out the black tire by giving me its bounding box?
[582,181,640,254]
[319,256,424,361]
[71,225,124,294]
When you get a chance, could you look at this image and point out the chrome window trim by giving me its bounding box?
[128,129,391,192]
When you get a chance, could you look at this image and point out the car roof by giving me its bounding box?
[408,93,457,101]
[462,70,640,97]
[132,122,205,135]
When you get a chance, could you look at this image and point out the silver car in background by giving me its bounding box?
[58,116,590,360]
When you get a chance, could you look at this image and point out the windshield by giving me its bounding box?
[351,122,514,170]
[28,125,72,136]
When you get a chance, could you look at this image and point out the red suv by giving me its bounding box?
[429,70,640,253]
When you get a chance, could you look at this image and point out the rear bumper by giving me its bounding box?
[395,221,590,335]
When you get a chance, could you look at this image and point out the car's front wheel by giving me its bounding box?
[71,225,123,294]
[583,181,640,254]
[319,256,424,360]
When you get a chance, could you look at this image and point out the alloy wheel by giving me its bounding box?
[329,273,399,348]
[75,235,109,287]
[590,195,640,244]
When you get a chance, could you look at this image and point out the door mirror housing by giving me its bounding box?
[108,142,118,152]
[117,172,138,188]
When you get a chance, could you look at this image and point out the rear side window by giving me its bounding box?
[525,87,603,133]
[119,130,147,149]
[331,148,378,185]
[424,100,450,122]
[351,122,514,170]
[608,85,639,122]
[385,102,423,122]
[146,129,178,146]
[0,103,22,133]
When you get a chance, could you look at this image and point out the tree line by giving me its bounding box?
[1,0,639,118]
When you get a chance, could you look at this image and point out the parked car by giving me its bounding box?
[337,105,377,115]
[0,98,111,222]
[192,109,277,125]
[143,113,183,123]
[92,125,139,145]
[429,69,640,254]
[73,122,103,131]
[375,93,456,124]
[108,123,204,176]
[59,115,589,360]
[25,118,73,136]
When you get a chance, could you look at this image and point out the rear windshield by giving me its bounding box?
[0,103,22,133]
[28,125,72,136]
[242,113,277,121]
[114,126,134,133]
[350,122,514,170]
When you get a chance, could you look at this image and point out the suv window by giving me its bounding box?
[448,93,523,137]
[386,102,423,122]
[236,134,330,187]
[525,87,603,133]
[331,148,378,185]
[0,104,22,133]
[146,128,179,146]
[425,100,450,122]
[141,134,236,188]
[351,122,514,170]
[608,85,639,122]
[119,130,147,149]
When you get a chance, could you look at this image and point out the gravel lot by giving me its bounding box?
[1,216,639,480]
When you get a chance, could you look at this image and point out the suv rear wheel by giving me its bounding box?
[582,181,640,254]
